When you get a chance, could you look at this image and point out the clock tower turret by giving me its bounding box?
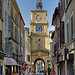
[36,0,42,10]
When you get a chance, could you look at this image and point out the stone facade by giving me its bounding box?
[30,10,50,72]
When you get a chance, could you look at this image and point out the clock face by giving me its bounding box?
[36,15,42,21]
[36,26,42,32]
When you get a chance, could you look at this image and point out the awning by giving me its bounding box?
[4,57,18,66]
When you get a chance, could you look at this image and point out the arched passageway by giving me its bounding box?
[34,58,45,73]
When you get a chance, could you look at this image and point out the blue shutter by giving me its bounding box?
[10,42,12,56]
[5,11,7,27]
[5,38,9,55]
[8,15,11,30]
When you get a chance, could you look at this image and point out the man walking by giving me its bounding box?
[48,64,51,75]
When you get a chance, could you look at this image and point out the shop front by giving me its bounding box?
[58,55,65,75]
[0,52,6,75]
[67,54,74,75]
[4,57,18,75]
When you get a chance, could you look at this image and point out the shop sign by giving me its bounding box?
[50,71,56,75]
[18,55,23,61]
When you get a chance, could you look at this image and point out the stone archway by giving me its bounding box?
[34,58,45,73]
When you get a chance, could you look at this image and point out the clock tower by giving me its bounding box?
[30,0,50,72]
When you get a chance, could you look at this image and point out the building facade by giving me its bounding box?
[51,0,75,75]
[0,0,6,75]
[0,0,25,75]
[24,28,31,74]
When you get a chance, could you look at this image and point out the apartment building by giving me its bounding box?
[24,28,31,74]
[51,0,75,75]
[65,0,75,75]
[0,0,6,75]
[0,0,25,75]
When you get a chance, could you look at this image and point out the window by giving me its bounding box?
[5,11,7,27]
[60,21,64,45]
[8,15,11,30]
[38,44,40,49]
[9,42,12,56]
[0,0,2,17]
[66,0,71,7]
[67,22,69,44]
[15,27,17,40]
[5,38,9,54]
[71,15,73,41]
[0,62,3,75]
[0,31,2,50]
[11,7,13,17]
[38,39,40,41]
[66,0,68,6]
[8,0,10,8]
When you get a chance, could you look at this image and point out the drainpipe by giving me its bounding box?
[74,49,75,75]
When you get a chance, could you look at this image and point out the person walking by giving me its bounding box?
[48,64,51,75]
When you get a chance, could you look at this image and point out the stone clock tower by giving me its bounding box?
[30,0,50,72]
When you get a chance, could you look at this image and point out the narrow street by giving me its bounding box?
[0,0,75,75]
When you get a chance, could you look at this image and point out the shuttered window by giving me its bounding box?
[5,11,7,27]
[9,42,12,56]
[71,15,73,41]
[67,22,69,44]
[28,55,30,61]
[5,38,9,55]
[0,0,2,17]
[8,0,10,8]
[8,15,11,30]
[60,21,64,46]
[0,31,2,50]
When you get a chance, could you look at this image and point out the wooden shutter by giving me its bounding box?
[28,55,30,61]
[60,21,64,46]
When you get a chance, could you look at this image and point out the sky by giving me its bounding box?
[16,0,58,32]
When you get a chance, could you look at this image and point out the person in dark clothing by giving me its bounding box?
[48,64,51,75]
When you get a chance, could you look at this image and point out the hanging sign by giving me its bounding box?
[18,55,23,61]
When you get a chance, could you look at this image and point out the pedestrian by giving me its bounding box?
[48,64,51,75]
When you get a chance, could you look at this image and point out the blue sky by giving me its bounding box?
[16,0,58,32]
